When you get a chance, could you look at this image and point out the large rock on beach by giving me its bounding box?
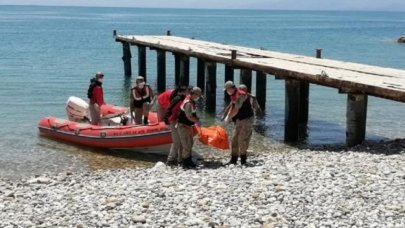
[398,35,405,43]
[150,161,166,172]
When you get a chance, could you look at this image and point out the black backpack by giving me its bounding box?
[87,78,97,99]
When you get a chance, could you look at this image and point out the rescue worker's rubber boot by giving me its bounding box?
[182,157,196,169]
[240,155,247,166]
[143,117,148,125]
[226,156,238,165]
[188,157,197,169]
[166,159,178,167]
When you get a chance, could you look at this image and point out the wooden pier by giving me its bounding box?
[114,31,405,147]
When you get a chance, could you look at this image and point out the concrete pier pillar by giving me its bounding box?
[156,50,166,93]
[205,61,217,112]
[346,94,368,147]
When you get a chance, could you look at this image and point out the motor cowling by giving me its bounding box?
[65,96,89,122]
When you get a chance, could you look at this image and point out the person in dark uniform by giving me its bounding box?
[224,81,254,165]
[176,87,202,169]
[163,86,189,166]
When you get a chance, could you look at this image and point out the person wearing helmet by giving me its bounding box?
[224,81,254,166]
[130,76,154,125]
[177,87,202,169]
[87,72,105,125]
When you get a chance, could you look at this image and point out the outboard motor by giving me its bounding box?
[65,96,90,122]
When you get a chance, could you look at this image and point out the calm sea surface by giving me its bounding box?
[1,6,405,178]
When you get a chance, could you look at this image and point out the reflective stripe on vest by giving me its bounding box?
[180,96,197,113]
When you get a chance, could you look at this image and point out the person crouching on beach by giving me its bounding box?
[130,76,154,125]
[156,85,188,122]
[87,72,105,125]
[224,81,254,166]
[163,86,189,166]
[177,87,202,169]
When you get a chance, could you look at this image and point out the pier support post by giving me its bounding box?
[138,46,146,79]
[156,50,166,93]
[224,65,234,102]
[298,82,309,139]
[197,58,205,92]
[240,69,252,93]
[346,94,368,147]
[174,54,180,86]
[284,79,309,142]
[122,42,132,76]
[285,80,301,142]
[179,55,190,86]
[205,61,217,112]
[316,48,322,59]
[256,71,267,110]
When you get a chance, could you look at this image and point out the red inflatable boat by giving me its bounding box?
[38,112,172,153]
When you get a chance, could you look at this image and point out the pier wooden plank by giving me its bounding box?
[115,35,405,103]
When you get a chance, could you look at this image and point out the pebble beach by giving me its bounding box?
[1,140,404,227]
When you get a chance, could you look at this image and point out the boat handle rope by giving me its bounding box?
[49,119,70,131]
[48,118,166,136]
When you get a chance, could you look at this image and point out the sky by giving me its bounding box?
[1,0,405,11]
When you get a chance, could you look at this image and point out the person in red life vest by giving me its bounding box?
[224,80,254,166]
[87,72,105,125]
[157,89,174,122]
[163,87,189,166]
[156,85,189,122]
[177,87,202,169]
[130,76,154,125]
